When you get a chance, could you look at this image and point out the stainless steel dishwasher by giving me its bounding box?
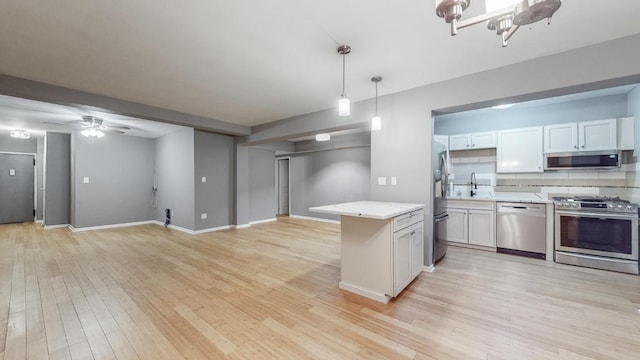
[496,202,546,259]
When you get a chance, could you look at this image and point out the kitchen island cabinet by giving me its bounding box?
[309,201,424,304]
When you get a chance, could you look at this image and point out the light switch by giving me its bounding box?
[83,177,90,184]
[9,169,16,176]
[391,177,397,186]
[202,176,207,183]
[201,213,207,220]
[377,177,387,186]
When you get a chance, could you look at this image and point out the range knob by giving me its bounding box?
[571,203,579,208]
[626,205,634,210]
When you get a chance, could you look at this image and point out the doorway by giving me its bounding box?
[277,158,290,216]
[0,153,35,224]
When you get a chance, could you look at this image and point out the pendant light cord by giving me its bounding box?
[342,52,346,97]
[375,81,378,115]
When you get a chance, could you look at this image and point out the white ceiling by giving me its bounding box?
[0,95,185,138]
[1,1,640,128]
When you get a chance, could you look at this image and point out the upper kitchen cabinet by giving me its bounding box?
[433,135,449,149]
[497,127,543,173]
[449,131,496,151]
[543,118,635,153]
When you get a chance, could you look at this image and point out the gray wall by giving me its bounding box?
[155,128,195,230]
[0,133,43,220]
[248,147,276,222]
[36,136,44,221]
[0,133,37,153]
[435,94,629,135]
[44,132,70,226]
[194,130,234,230]
[290,146,370,221]
[71,132,155,228]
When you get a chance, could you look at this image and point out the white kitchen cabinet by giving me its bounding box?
[449,134,471,150]
[443,208,468,244]
[434,135,449,149]
[443,200,495,248]
[468,209,495,247]
[497,126,543,173]
[310,202,424,304]
[393,221,423,296]
[449,131,496,151]
[543,118,634,153]
[544,123,578,152]
[579,119,617,151]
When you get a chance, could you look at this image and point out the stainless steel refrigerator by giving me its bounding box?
[432,141,449,263]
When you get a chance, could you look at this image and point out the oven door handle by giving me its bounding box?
[556,210,638,220]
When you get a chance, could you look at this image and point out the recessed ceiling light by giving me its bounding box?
[492,103,515,110]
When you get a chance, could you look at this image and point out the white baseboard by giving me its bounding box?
[35,220,44,224]
[43,224,70,230]
[234,224,250,229]
[69,220,155,232]
[152,221,237,235]
[339,281,390,304]
[289,214,340,224]
[423,265,435,273]
[249,218,277,225]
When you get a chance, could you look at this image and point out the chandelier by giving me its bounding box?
[435,0,562,47]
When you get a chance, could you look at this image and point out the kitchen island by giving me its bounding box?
[310,201,424,303]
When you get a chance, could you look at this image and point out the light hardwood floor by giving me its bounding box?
[1,218,639,360]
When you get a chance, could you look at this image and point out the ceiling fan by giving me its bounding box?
[46,115,131,137]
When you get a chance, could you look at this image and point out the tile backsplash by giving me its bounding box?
[448,149,640,203]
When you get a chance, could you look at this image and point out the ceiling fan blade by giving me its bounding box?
[105,124,131,130]
[102,128,125,135]
[43,121,73,126]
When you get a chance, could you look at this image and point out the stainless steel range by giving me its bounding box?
[553,196,639,274]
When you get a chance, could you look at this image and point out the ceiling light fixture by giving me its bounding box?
[371,76,382,131]
[337,45,351,116]
[80,116,106,138]
[10,129,31,139]
[435,0,562,47]
[316,133,331,142]
[492,103,515,109]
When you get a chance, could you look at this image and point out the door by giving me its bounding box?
[0,153,35,224]
[411,222,424,278]
[544,123,578,153]
[393,226,413,296]
[449,134,471,150]
[497,126,543,173]
[277,158,290,215]
[579,119,616,151]
[443,208,467,243]
[470,131,496,149]
[468,209,495,247]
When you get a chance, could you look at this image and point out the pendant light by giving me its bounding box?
[337,45,351,116]
[371,76,382,131]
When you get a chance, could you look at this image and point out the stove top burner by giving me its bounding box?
[553,196,638,214]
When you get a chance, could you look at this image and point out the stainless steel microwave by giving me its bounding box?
[544,150,621,170]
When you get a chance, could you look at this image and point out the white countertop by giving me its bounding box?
[309,201,424,220]
[446,192,552,203]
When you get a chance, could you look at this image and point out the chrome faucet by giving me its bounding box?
[470,172,477,197]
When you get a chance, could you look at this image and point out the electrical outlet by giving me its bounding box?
[201,213,207,220]
[377,177,387,186]
[202,176,207,183]
[83,177,90,184]
[391,177,397,185]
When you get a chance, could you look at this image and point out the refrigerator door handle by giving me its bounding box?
[440,153,449,196]
[434,214,449,223]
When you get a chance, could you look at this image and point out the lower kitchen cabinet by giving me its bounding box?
[393,221,423,296]
[443,200,496,248]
